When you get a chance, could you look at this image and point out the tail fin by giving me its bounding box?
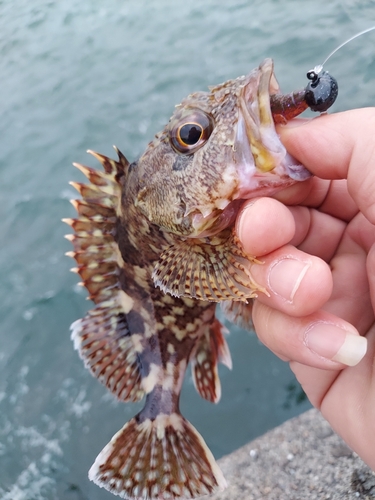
[89,413,227,499]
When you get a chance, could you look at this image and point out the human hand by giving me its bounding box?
[236,108,375,469]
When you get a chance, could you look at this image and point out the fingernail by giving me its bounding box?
[304,322,367,366]
[268,258,311,303]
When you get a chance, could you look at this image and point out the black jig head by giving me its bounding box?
[304,69,338,112]
[303,26,375,113]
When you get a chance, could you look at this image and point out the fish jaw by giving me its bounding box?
[233,58,311,200]
[188,59,311,238]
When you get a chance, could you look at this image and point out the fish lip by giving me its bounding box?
[233,58,311,199]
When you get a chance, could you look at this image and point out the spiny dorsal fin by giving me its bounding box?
[87,147,130,177]
[65,149,143,402]
[66,150,124,305]
[152,232,268,302]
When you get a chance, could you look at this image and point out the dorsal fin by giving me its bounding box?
[65,149,143,402]
[87,147,130,177]
[65,148,125,304]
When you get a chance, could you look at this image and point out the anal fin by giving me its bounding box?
[191,318,232,403]
[89,412,226,499]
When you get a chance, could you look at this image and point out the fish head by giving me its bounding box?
[131,58,310,237]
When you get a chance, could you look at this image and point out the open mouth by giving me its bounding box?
[191,199,244,238]
[234,58,312,200]
[190,59,312,240]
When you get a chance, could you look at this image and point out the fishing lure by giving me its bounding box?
[270,70,338,123]
[271,26,375,122]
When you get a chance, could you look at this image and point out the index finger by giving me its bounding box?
[279,108,375,224]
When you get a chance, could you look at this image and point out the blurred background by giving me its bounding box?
[1,1,374,498]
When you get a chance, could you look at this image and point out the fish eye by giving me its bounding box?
[179,123,203,145]
[170,110,214,155]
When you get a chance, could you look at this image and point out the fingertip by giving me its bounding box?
[250,247,333,317]
[272,178,314,206]
[236,198,295,256]
[279,117,334,178]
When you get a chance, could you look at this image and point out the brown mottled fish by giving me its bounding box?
[65,59,316,499]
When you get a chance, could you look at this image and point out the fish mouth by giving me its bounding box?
[192,59,311,239]
[191,199,243,238]
[233,58,311,200]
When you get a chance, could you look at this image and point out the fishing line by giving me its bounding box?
[302,26,375,112]
[310,25,375,76]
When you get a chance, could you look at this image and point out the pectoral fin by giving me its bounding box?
[152,233,268,302]
[221,299,255,332]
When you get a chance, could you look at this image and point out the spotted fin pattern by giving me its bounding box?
[190,318,232,403]
[220,299,255,332]
[89,413,227,499]
[152,234,267,302]
[65,150,143,401]
[70,305,143,402]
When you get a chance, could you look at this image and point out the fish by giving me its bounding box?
[65,58,313,500]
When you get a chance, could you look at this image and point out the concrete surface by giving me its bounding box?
[211,409,375,500]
